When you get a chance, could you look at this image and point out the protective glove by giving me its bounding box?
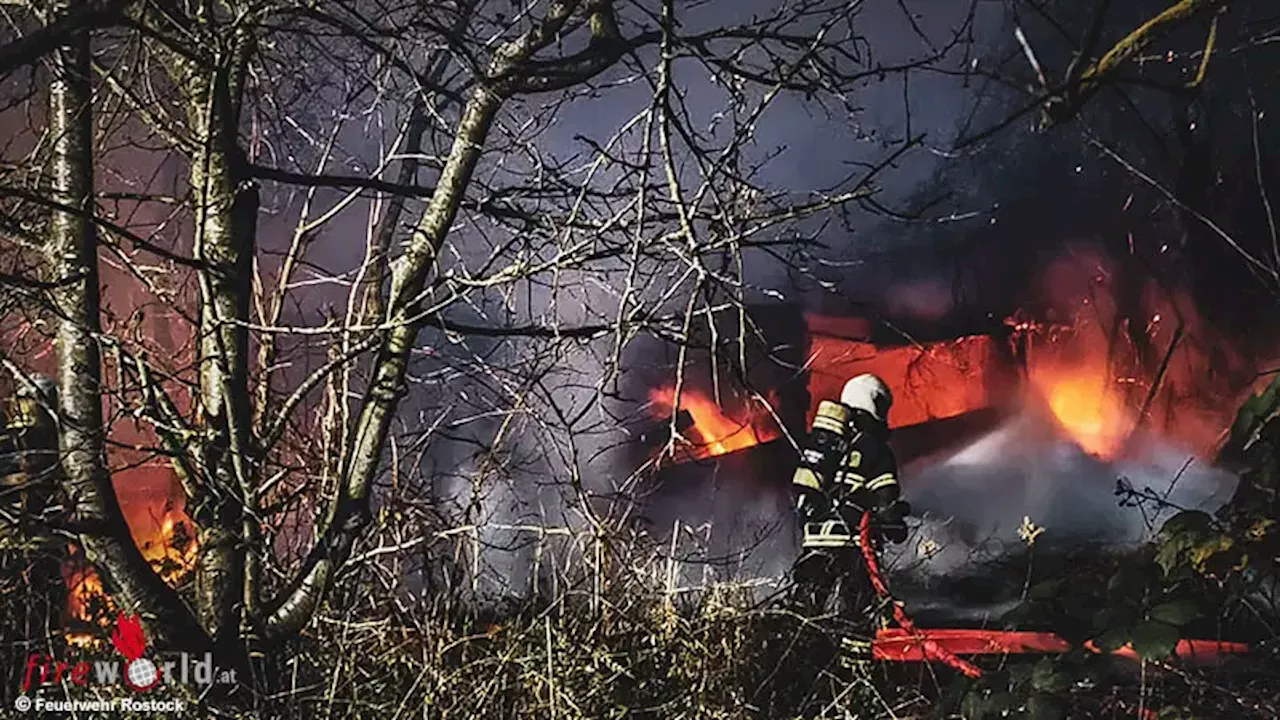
[794,489,831,525]
[872,500,911,544]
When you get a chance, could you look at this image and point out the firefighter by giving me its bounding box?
[1,377,59,526]
[5,377,58,480]
[1,376,64,696]
[790,373,909,621]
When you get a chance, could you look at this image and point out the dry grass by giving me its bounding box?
[4,518,1276,719]
[253,579,903,719]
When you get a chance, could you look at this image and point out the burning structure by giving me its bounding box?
[623,240,1255,616]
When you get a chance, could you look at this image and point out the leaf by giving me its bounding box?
[1032,657,1056,690]
[1092,606,1136,632]
[986,691,1014,715]
[1034,670,1070,693]
[1149,600,1199,627]
[942,676,971,709]
[1001,601,1042,626]
[1106,564,1147,596]
[1189,536,1236,573]
[1130,621,1180,660]
[1095,625,1130,653]
[1159,511,1214,539]
[1230,376,1280,444]
[1106,569,1125,594]
[1154,540,1187,575]
[1246,518,1276,541]
[961,691,986,719]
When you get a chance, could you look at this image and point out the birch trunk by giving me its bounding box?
[186,61,257,649]
[46,1,206,650]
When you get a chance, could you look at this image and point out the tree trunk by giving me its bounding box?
[46,2,206,651]
[186,61,257,651]
[261,0,630,639]
[262,84,505,639]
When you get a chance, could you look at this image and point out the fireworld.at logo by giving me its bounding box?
[20,612,237,693]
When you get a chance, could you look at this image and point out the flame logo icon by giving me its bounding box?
[110,613,162,692]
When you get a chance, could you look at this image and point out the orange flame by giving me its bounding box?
[647,386,781,461]
[1031,364,1132,458]
[799,244,1251,462]
[1014,244,1247,459]
[137,510,199,582]
[64,566,109,623]
[804,329,1008,430]
[65,473,198,629]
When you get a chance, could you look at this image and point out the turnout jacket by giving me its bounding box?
[792,407,902,549]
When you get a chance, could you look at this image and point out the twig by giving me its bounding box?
[1132,323,1186,437]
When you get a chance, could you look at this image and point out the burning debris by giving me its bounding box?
[645,386,783,463]
[64,496,198,632]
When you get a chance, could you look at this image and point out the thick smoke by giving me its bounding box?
[412,0,1008,604]
[634,405,1241,617]
[634,457,798,594]
[878,410,1236,622]
[900,415,1238,577]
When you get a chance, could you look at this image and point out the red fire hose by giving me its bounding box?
[858,511,985,678]
[856,513,1249,675]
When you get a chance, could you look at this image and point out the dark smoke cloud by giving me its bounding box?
[814,0,1280,343]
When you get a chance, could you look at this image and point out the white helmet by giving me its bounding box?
[840,373,892,423]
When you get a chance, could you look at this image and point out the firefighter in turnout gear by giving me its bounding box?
[790,373,909,621]
[1,376,59,520]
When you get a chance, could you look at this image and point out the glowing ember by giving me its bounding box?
[647,385,781,461]
[65,631,101,648]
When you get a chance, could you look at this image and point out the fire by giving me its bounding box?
[1013,244,1248,459]
[0,185,203,638]
[803,328,1011,430]
[648,385,781,461]
[138,509,199,584]
[800,244,1250,461]
[1033,366,1131,458]
[64,468,198,629]
[64,566,109,625]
